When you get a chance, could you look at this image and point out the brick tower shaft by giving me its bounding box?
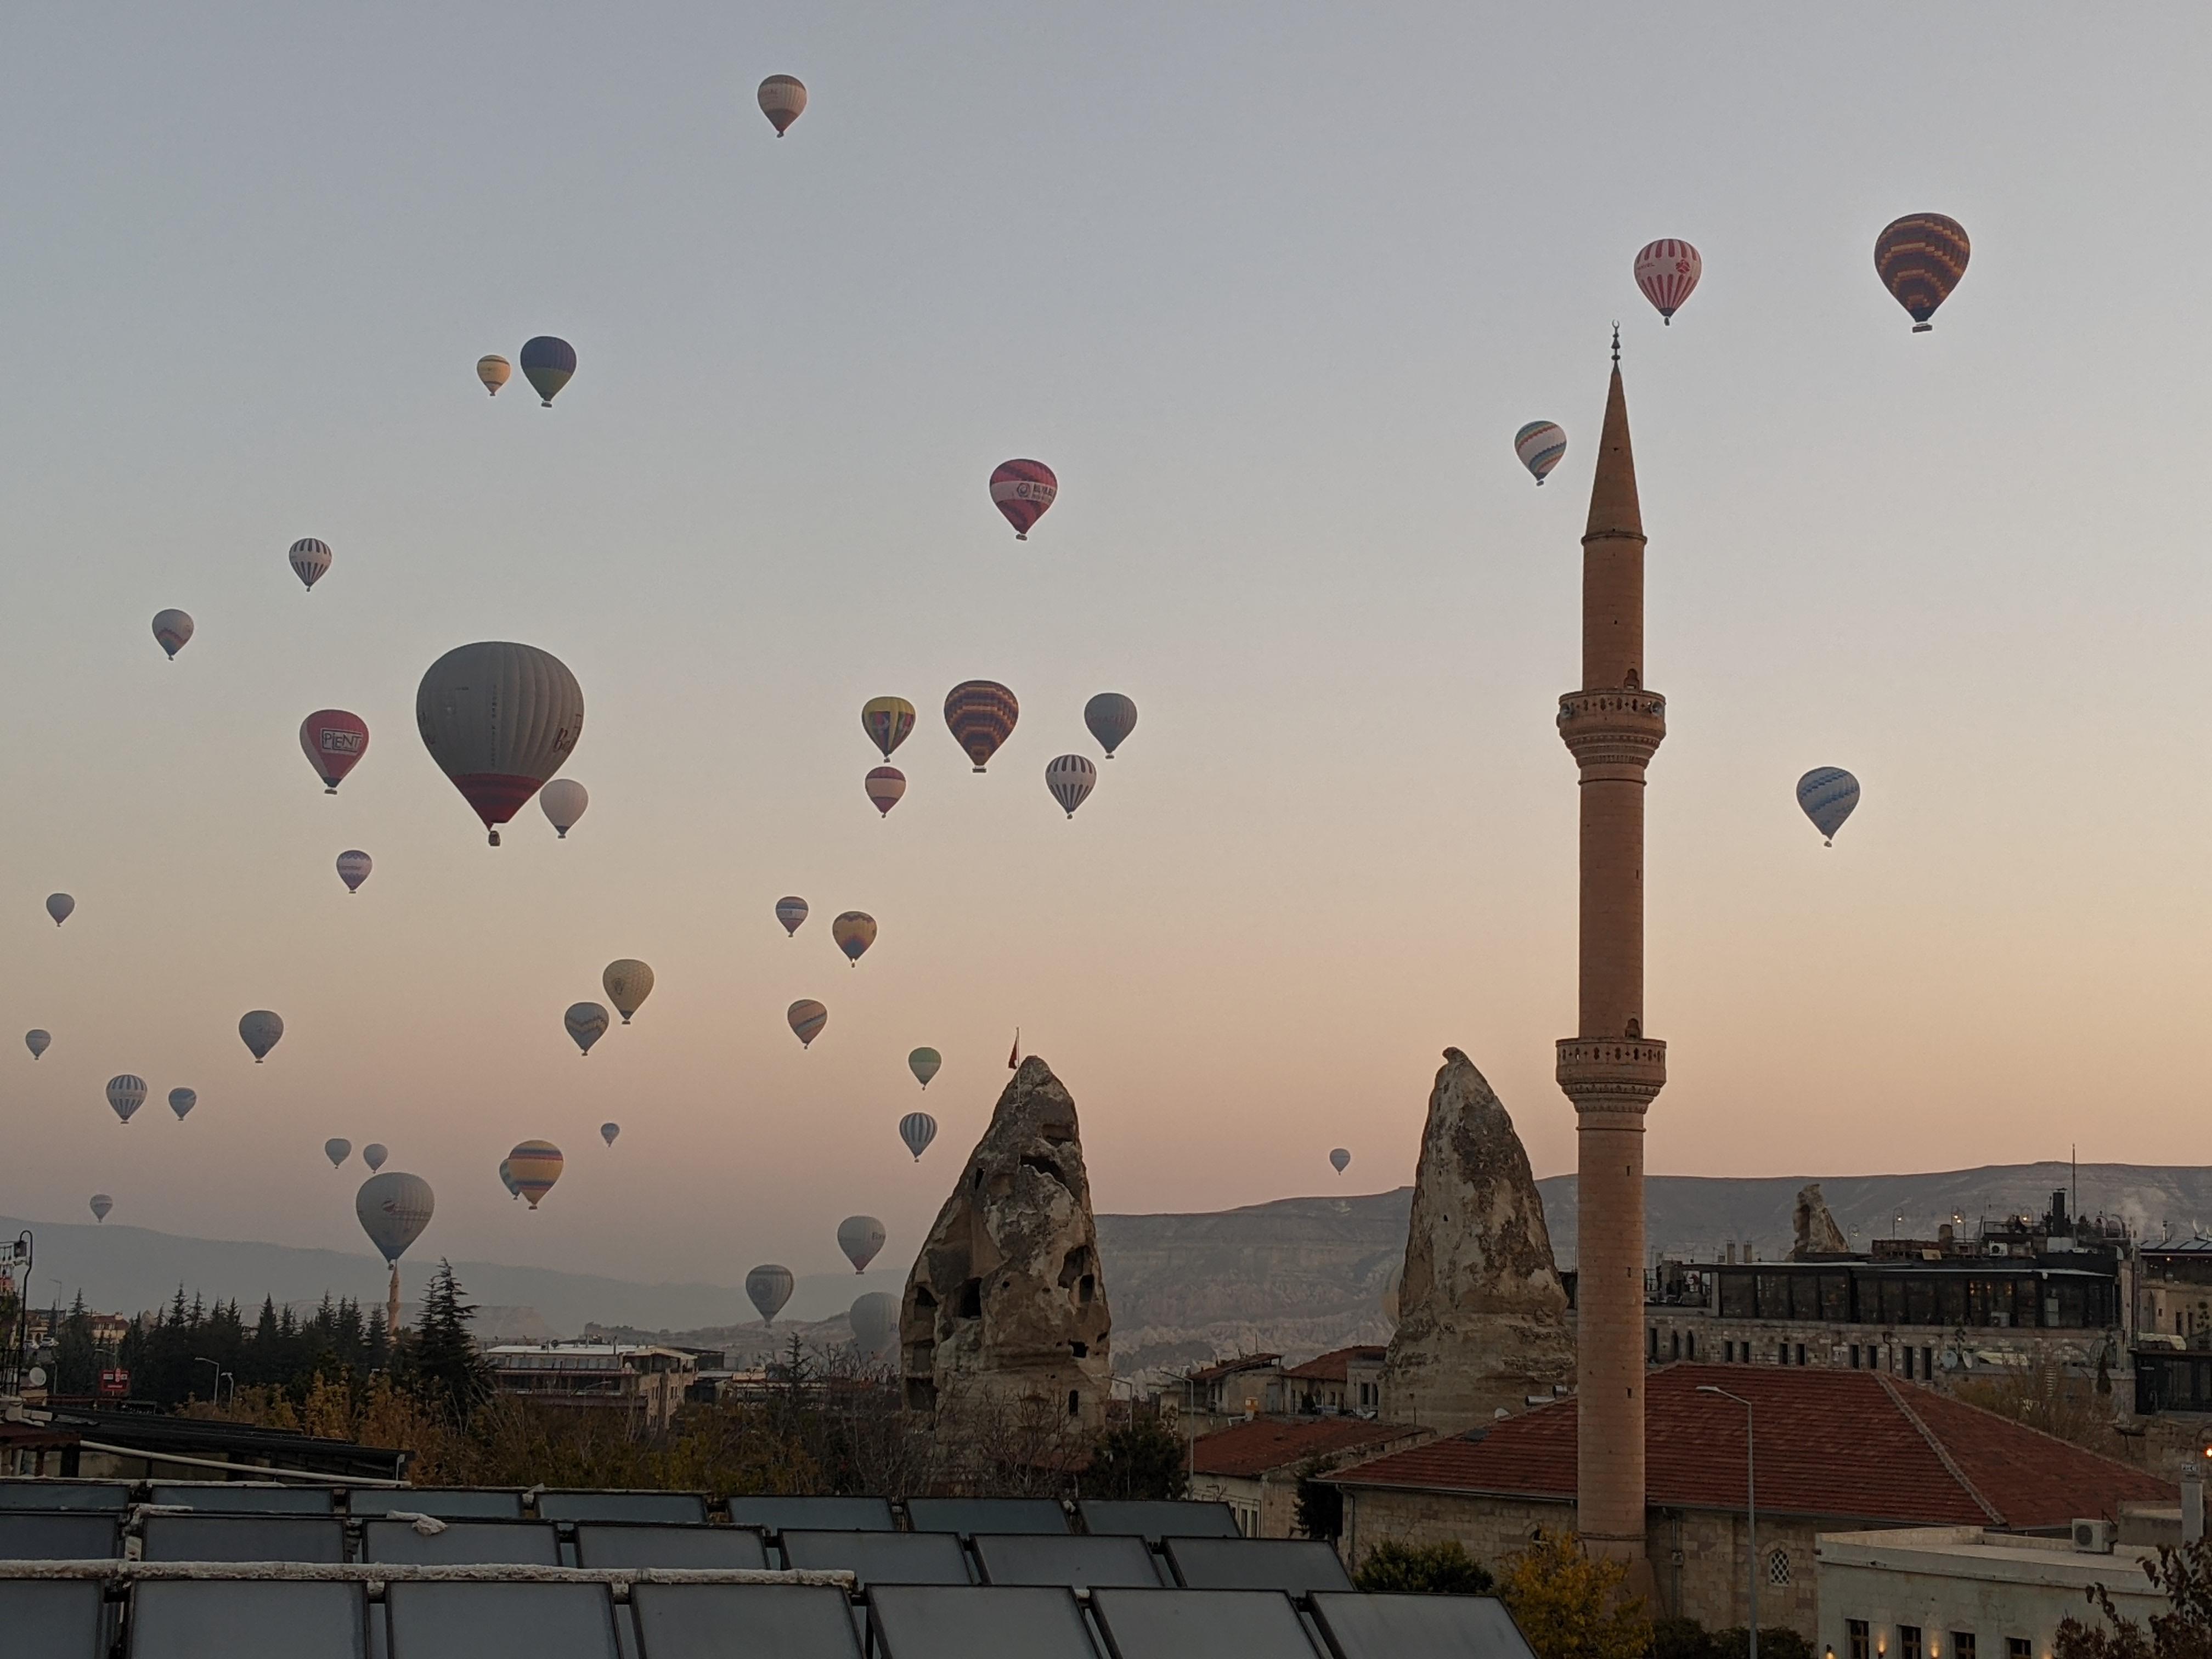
[1556,349,1666,1568]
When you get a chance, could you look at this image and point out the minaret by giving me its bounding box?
[1556,332,1666,1572]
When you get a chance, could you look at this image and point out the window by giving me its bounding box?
[1671,1331,1681,1360]
[1951,1634,1976,1659]
[1725,1341,1735,1363]
[1686,1333,1696,1359]
[1850,1344,1861,1369]
[1778,1341,1788,1365]
[1923,1346,1935,1378]
[2009,1640,2032,1659]
[1904,1347,1915,1380]
[1849,1621,1871,1659]
[1650,1328,1660,1361]
[1901,1626,1923,1659]
[1767,1547,1791,1586]
[1796,1344,1807,1366]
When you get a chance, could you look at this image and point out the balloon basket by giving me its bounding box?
[1912,323,1932,333]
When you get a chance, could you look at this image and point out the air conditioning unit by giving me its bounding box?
[2073,1520,2115,1554]
[1987,1244,2010,1258]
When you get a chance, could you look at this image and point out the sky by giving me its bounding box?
[3,4,2209,1297]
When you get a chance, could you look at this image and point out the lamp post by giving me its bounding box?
[1699,1384,1757,1659]
[194,1357,221,1404]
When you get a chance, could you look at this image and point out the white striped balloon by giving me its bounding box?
[898,1111,937,1160]
[1045,754,1096,818]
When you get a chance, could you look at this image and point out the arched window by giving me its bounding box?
[1768,1547,1791,1587]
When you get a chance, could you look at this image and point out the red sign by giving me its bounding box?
[97,1368,129,1398]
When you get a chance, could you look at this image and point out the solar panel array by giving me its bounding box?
[0,1479,1539,1659]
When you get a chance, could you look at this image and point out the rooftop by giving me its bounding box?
[1325,1363,2172,1528]
[1190,1417,1423,1479]
[1282,1347,1387,1384]
[1185,1354,1281,1384]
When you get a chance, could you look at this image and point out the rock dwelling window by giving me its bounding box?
[957,1279,982,1318]
[1070,1341,1088,1359]
[1067,1390,1080,1417]
[1767,1547,1790,1587]
[1079,1274,1095,1305]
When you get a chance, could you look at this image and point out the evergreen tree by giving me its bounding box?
[404,1261,490,1418]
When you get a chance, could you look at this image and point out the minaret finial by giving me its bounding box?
[1610,322,1621,365]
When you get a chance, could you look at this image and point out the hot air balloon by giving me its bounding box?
[357,1172,434,1263]
[1084,693,1137,759]
[831,912,876,965]
[758,74,807,136]
[849,1291,896,1362]
[1875,213,1970,332]
[898,1111,937,1160]
[300,710,369,793]
[539,778,588,839]
[1045,754,1096,818]
[364,1144,388,1172]
[565,1002,610,1055]
[862,697,916,760]
[89,1194,112,1224]
[476,355,511,396]
[416,642,584,845]
[325,1138,352,1169]
[152,610,194,659]
[908,1047,941,1090]
[25,1030,50,1059]
[1515,421,1566,486]
[289,539,332,591]
[1633,239,1702,324]
[944,681,1018,772]
[519,336,575,406]
[837,1216,887,1274]
[1796,768,1861,846]
[776,897,809,936]
[865,768,906,817]
[989,459,1058,540]
[1330,1148,1351,1175]
[499,1159,519,1199]
[600,1122,619,1148]
[788,1000,828,1049]
[239,1011,284,1063]
[106,1075,146,1125]
[746,1264,795,1325]
[168,1088,196,1121]
[336,850,373,894]
[507,1141,564,1209]
[45,894,73,927]
[602,961,654,1024]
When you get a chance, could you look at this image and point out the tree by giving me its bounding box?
[1086,1410,1189,1502]
[403,1261,492,1419]
[1293,1455,1345,1542]
[2056,1537,2212,1659]
[1353,1538,1495,1595]
[1496,1530,1651,1659]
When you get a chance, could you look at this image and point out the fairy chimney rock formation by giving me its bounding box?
[1381,1049,1575,1431]
[1793,1182,1850,1258]
[899,1055,1113,1430]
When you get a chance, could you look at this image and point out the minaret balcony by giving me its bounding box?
[1556,689,1666,770]
[1555,1037,1668,1115]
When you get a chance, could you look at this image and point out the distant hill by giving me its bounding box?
[12,1161,2208,1376]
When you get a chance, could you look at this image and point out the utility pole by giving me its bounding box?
[1700,1385,1757,1659]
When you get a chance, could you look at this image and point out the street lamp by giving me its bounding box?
[194,1358,221,1404]
[1699,1384,1757,1659]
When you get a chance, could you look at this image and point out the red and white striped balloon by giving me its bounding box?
[1633,239,1702,324]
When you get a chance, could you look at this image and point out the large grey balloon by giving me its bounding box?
[25,1030,49,1059]
[45,894,74,927]
[239,1010,284,1062]
[357,1172,435,1265]
[746,1263,795,1325]
[837,1215,887,1274]
[849,1291,898,1362]
[416,641,584,847]
[1084,692,1138,758]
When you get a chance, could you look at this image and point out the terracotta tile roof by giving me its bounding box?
[1188,1354,1282,1384]
[1192,1417,1421,1479]
[1283,1346,1389,1384]
[1327,1363,2172,1527]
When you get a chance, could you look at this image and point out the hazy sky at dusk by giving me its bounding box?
[3,5,2207,1297]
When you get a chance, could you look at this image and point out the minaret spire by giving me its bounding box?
[1556,343,1666,1580]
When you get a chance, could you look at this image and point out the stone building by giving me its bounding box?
[899,1056,1113,1432]
[1188,1416,1431,1539]
[1380,1049,1574,1432]
[482,1341,697,1431]
[1324,1363,2171,1640]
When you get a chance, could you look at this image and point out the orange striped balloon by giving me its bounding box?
[506,1140,564,1210]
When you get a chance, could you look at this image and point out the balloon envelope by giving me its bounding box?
[602,961,654,1023]
[539,778,588,838]
[357,1172,435,1265]
[861,697,916,760]
[865,767,906,817]
[775,897,809,936]
[363,1144,388,1172]
[239,1010,284,1063]
[476,354,510,396]
[944,681,1018,772]
[25,1030,50,1059]
[46,894,74,927]
[300,710,369,793]
[849,1291,896,1361]
[600,1122,620,1147]
[1330,1147,1351,1174]
[325,1138,351,1168]
[1875,213,1970,331]
[289,538,332,591]
[908,1047,941,1089]
[507,1140,564,1209]
[1045,754,1097,818]
[168,1088,196,1121]
[519,336,576,405]
[101,1074,142,1122]
[758,74,806,134]
[747,1264,795,1324]
[1515,420,1566,485]
[1084,693,1138,759]
[1796,768,1861,845]
[837,1215,887,1274]
[898,1111,937,1160]
[89,1194,112,1224]
[416,642,584,844]
[788,1000,828,1048]
[499,1159,519,1199]
[831,912,877,964]
[1633,238,1702,322]
[565,1002,610,1055]
[336,850,373,893]
[152,610,194,659]
[989,459,1058,539]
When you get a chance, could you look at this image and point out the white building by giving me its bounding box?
[1816,1526,2170,1659]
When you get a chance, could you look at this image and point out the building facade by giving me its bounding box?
[1188,1416,1431,1539]
[483,1342,696,1430]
